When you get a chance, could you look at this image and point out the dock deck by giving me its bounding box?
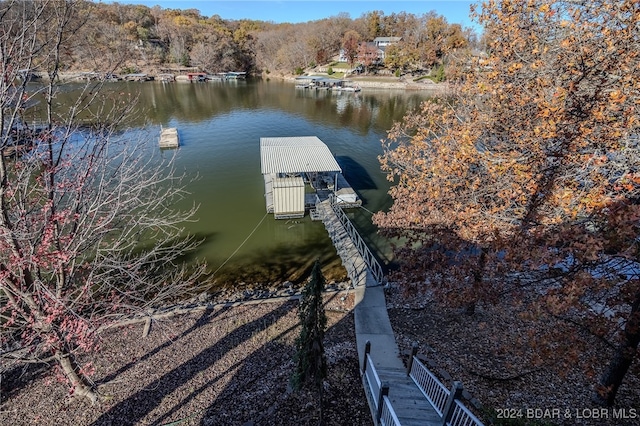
[159,127,179,148]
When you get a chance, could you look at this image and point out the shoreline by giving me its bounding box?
[32,70,450,93]
[279,73,451,92]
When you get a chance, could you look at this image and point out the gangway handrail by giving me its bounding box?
[407,345,485,426]
[447,399,484,426]
[327,195,385,285]
[362,341,401,426]
[408,354,450,416]
[380,396,401,426]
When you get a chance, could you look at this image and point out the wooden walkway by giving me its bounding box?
[316,200,441,426]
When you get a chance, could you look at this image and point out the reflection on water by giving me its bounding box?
[28,79,433,287]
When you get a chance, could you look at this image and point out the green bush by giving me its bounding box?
[433,64,446,82]
[180,53,190,67]
[394,69,401,77]
[327,67,334,75]
[120,66,139,75]
[294,67,304,75]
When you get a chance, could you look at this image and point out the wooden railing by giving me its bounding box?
[362,342,401,426]
[327,195,385,286]
[407,352,450,416]
[380,396,402,426]
[407,346,484,426]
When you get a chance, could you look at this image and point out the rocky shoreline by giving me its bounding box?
[208,279,352,303]
[27,69,450,93]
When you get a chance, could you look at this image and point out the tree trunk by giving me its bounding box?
[466,248,487,315]
[317,383,324,426]
[55,349,98,404]
[592,291,640,406]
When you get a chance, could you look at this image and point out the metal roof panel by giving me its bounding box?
[260,136,342,174]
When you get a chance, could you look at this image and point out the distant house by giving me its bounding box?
[339,37,401,64]
[371,37,401,61]
[357,37,402,66]
[373,37,401,47]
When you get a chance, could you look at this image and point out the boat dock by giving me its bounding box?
[159,126,179,148]
[256,135,484,425]
[294,76,361,92]
[260,136,360,219]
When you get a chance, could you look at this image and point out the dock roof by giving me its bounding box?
[260,136,342,174]
[295,75,337,83]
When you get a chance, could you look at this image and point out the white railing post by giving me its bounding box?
[377,382,389,424]
[362,340,371,374]
[442,381,463,426]
[407,343,418,375]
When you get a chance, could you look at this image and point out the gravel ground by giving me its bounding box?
[0,292,370,426]
[385,285,640,426]
[3,284,639,426]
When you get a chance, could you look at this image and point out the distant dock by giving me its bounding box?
[159,126,179,148]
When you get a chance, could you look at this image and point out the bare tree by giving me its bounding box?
[1,0,206,403]
[254,28,283,74]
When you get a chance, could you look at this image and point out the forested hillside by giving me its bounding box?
[34,0,479,76]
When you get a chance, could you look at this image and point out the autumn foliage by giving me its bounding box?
[375,0,640,406]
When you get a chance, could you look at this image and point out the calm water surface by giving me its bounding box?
[58,79,432,287]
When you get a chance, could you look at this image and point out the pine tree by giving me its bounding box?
[293,260,328,391]
[293,260,328,424]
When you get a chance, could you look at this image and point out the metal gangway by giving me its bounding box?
[316,197,484,426]
[315,196,384,287]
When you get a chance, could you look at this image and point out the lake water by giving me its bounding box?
[53,79,432,287]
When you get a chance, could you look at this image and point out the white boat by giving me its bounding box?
[336,81,361,92]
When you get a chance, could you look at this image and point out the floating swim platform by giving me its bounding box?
[159,126,179,148]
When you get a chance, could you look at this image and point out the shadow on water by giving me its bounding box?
[210,235,347,288]
[170,231,218,265]
[336,155,377,191]
[336,155,377,207]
